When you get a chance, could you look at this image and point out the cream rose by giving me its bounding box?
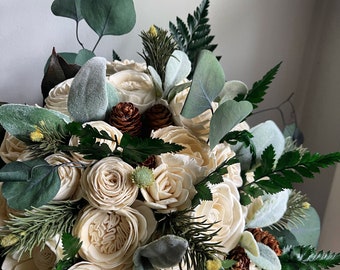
[141,154,197,213]
[169,88,217,142]
[193,180,245,253]
[68,261,103,270]
[44,78,72,116]
[73,205,148,269]
[81,157,138,210]
[208,142,243,187]
[152,125,210,167]
[69,121,123,165]
[107,68,157,113]
[0,132,27,163]
[106,59,147,74]
[2,235,62,270]
[45,152,82,201]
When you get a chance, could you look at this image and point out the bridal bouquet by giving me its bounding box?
[0,0,340,269]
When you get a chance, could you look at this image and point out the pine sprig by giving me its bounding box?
[156,209,224,270]
[169,0,218,77]
[280,245,340,270]
[240,145,340,203]
[0,200,85,258]
[235,62,282,109]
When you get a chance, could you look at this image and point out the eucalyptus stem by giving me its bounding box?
[75,21,84,49]
[92,35,103,52]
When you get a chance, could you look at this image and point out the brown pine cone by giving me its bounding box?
[138,155,157,169]
[227,246,250,270]
[108,102,142,136]
[142,104,174,135]
[249,228,282,256]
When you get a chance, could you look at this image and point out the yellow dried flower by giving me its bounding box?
[302,202,310,209]
[1,234,19,247]
[131,166,154,188]
[206,259,222,270]
[148,25,158,37]
[30,128,44,142]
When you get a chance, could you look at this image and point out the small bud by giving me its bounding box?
[30,128,44,142]
[1,234,19,247]
[148,25,158,37]
[206,258,222,270]
[131,166,154,188]
[302,202,310,209]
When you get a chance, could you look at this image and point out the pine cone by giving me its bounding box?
[142,104,174,135]
[108,102,142,136]
[227,245,250,270]
[249,228,282,256]
[138,155,157,169]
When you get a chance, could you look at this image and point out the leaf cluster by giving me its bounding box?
[240,145,340,205]
[55,233,82,270]
[235,62,282,109]
[192,157,239,207]
[280,245,340,270]
[169,0,218,77]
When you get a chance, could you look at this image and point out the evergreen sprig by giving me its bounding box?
[235,62,282,109]
[0,200,85,258]
[192,157,239,207]
[280,245,340,270]
[156,209,224,270]
[240,145,340,204]
[169,0,218,77]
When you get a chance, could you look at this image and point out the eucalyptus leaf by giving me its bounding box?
[163,50,191,97]
[51,0,83,22]
[68,57,108,122]
[74,49,96,66]
[1,159,61,210]
[80,0,136,37]
[217,80,248,104]
[246,190,290,229]
[0,104,70,142]
[246,242,281,270]
[181,50,225,118]
[209,100,253,149]
[133,235,188,269]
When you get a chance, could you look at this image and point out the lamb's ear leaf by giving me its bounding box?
[68,57,108,122]
[181,50,225,118]
[80,0,136,36]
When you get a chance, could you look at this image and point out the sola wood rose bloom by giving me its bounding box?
[68,261,103,270]
[106,59,147,74]
[2,235,63,270]
[193,180,246,254]
[73,205,149,269]
[81,157,138,210]
[107,68,157,113]
[152,125,210,167]
[169,88,217,142]
[0,132,27,163]
[45,152,82,201]
[44,78,72,116]
[141,154,198,213]
[69,121,122,164]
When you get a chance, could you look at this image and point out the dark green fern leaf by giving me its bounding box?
[169,0,218,77]
[235,62,282,109]
[280,245,340,270]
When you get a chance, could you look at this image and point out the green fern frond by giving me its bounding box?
[280,245,340,270]
[169,0,218,77]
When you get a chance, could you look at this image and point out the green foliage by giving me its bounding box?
[209,100,253,149]
[55,233,82,270]
[51,0,83,22]
[192,157,239,207]
[0,158,60,210]
[240,145,340,204]
[235,62,282,109]
[181,50,225,119]
[280,245,340,270]
[0,200,84,258]
[169,0,218,77]
[63,122,184,165]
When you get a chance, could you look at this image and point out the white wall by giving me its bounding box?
[1,0,339,251]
